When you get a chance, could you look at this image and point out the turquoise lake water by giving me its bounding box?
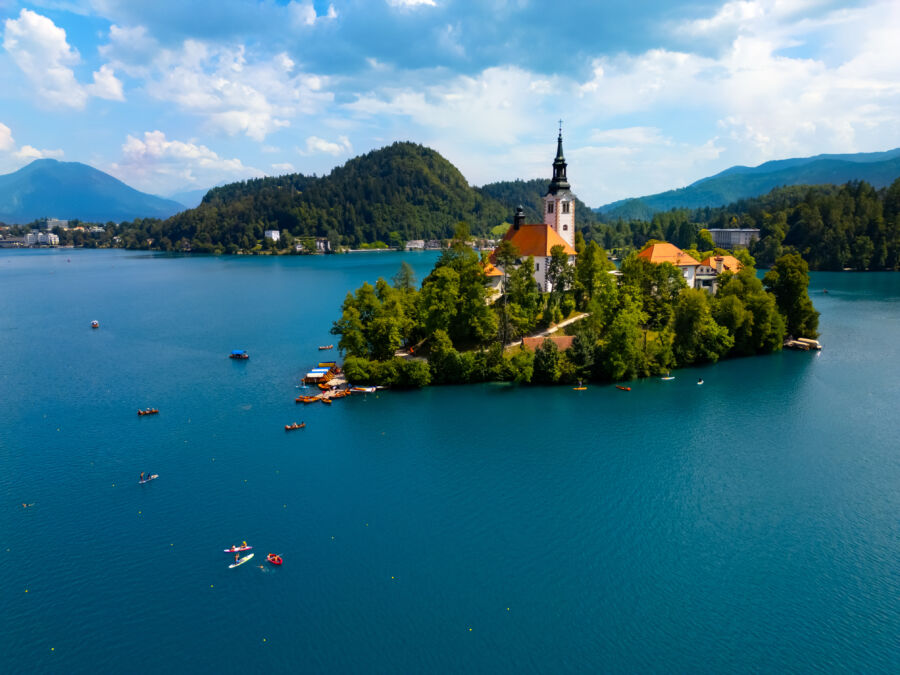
[2,249,900,673]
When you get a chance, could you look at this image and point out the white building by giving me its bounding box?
[707,228,760,248]
[489,129,577,292]
[264,230,280,242]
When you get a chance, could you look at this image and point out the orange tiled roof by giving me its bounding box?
[493,223,577,260]
[637,242,700,267]
[521,335,575,351]
[482,262,503,277]
[699,255,743,273]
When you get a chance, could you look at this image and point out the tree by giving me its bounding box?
[672,289,734,365]
[493,240,521,344]
[392,261,417,292]
[596,294,647,381]
[532,339,561,384]
[763,253,819,337]
[574,240,613,308]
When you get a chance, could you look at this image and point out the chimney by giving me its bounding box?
[514,206,525,230]
[715,256,723,274]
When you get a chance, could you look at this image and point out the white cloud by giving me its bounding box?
[303,135,352,155]
[0,121,64,168]
[0,122,14,152]
[3,9,86,107]
[88,64,125,101]
[14,144,64,160]
[386,0,436,7]
[3,9,124,108]
[100,34,332,140]
[288,1,338,27]
[110,130,262,194]
[270,162,296,173]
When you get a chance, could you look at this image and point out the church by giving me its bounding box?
[490,128,578,292]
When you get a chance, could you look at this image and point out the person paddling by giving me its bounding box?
[234,552,240,563]
[140,471,145,482]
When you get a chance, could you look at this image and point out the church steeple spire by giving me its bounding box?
[548,121,570,194]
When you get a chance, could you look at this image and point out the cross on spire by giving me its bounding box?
[558,119,563,134]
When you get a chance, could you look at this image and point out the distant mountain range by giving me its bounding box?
[596,149,900,220]
[0,159,184,224]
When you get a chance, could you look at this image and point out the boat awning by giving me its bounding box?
[310,368,330,373]
[231,350,246,355]
[318,362,336,367]
[305,372,326,379]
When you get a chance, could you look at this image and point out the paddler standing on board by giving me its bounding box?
[140,471,145,482]
[234,552,240,563]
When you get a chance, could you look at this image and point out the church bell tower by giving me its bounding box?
[543,123,575,249]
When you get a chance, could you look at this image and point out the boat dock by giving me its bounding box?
[784,337,823,351]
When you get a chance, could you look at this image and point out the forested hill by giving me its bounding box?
[477,179,601,228]
[597,149,900,220]
[156,142,511,251]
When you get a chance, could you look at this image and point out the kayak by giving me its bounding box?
[572,387,587,391]
[615,385,631,391]
[661,376,675,381]
[224,545,253,553]
[229,553,254,568]
[266,553,283,565]
[138,474,159,484]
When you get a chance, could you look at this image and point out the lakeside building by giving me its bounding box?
[264,229,280,242]
[707,228,759,248]
[490,129,577,292]
[25,231,60,246]
[639,242,743,293]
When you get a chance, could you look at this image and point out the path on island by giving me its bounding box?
[393,312,590,358]
[503,312,589,350]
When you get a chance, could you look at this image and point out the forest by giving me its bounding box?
[330,228,819,388]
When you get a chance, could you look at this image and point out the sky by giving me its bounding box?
[1,0,898,206]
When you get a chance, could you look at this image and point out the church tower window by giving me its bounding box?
[562,202,570,214]
[547,202,554,214]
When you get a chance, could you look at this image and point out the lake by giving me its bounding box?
[2,249,899,673]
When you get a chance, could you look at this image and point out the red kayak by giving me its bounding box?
[615,385,631,391]
[266,553,283,566]
[224,545,252,553]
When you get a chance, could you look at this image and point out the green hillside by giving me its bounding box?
[598,150,900,219]
[147,142,510,251]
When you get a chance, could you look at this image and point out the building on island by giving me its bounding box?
[264,229,280,242]
[696,254,743,293]
[42,218,68,231]
[637,242,701,288]
[490,128,577,292]
[707,228,759,248]
[639,242,743,294]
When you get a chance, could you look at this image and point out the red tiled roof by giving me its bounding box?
[521,335,575,351]
[482,261,504,277]
[699,255,743,273]
[494,224,577,259]
[638,242,700,267]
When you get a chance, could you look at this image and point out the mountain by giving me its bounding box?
[168,187,211,209]
[597,149,900,220]
[0,159,185,224]
[147,142,511,251]
[476,178,601,228]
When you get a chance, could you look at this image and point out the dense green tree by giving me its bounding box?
[532,339,561,384]
[673,289,734,365]
[596,294,647,380]
[763,253,819,337]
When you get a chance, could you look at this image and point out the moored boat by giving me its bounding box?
[229,350,249,360]
[318,345,333,350]
[137,408,159,416]
[284,422,306,431]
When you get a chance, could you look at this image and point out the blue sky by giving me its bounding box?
[1,0,898,205]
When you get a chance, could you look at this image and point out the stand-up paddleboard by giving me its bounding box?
[229,553,254,568]
[661,376,675,381]
[138,474,159,484]
[224,545,252,553]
